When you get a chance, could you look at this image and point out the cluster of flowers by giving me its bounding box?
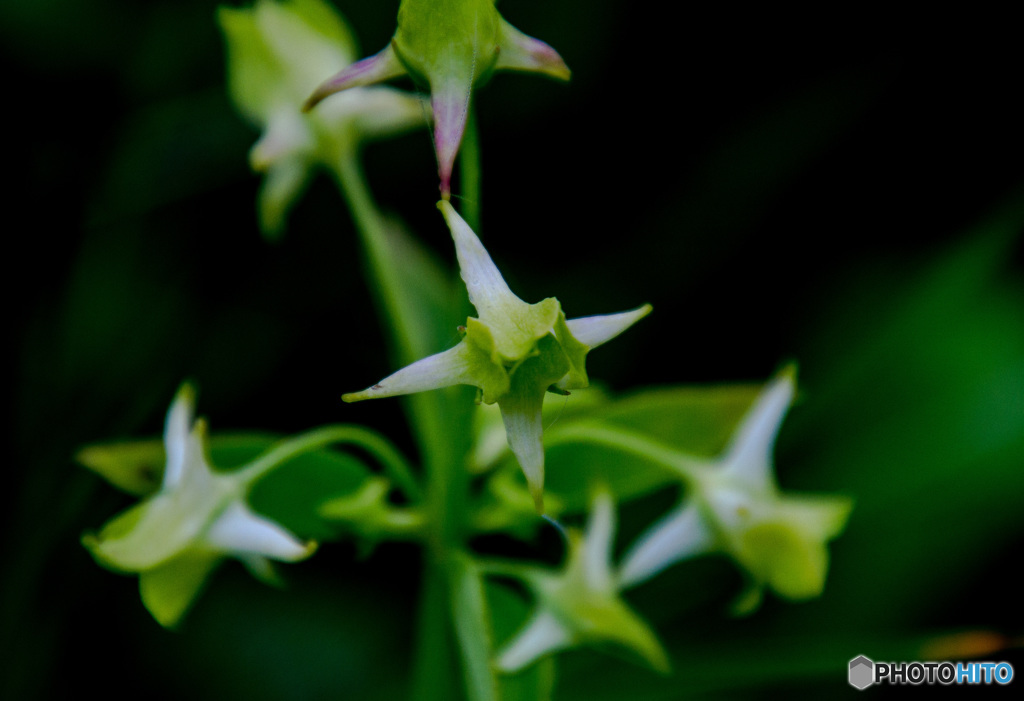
[82,0,850,676]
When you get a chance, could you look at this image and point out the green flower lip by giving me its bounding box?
[303,0,570,197]
[343,201,650,512]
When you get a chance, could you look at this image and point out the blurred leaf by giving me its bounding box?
[784,207,1024,627]
[248,446,378,541]
[538,385,762,511]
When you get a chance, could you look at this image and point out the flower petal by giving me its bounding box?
[303,43,407,111]
[581,488,615,593]
[618,501,714,587]
[438,199,525,314]
[495,18,571,80]
[206,502,315,562]
[162,383,196,489]
[342,340,504,402]
[720,365,796,489]
[495,610,573,673]
[439,201,560,359]
[565,304,652,350]
[498,389,547,513]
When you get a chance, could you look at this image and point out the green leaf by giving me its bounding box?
[595,384,763,457]
[247,447,376,541]
[538,385,764,511]
[138,548,221,629]
[449,553,499,701]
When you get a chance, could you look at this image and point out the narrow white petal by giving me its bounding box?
[162,384,196,489]
[618,502,714,588]
[720,368,796,488]
[495,610,573,673]
[438,201,527,321]
[566,305,652,349]
[343,342,476,402]
[206,501,312,562]
[582,489,616,593]
[498,392,546,512]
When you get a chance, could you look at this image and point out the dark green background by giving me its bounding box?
[5,1,1023,698]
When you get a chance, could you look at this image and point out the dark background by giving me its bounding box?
[4,1,1023,698]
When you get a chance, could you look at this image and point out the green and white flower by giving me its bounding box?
[490,489,668,673]
[618,368,852,608]
[219,0,427,237]
[304,0,570,197]
[343,201,651,512]
[83,385,315,627]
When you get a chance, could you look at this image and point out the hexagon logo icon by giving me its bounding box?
[849,655,874,690]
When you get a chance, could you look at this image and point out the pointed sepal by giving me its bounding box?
[494,18,571,80]
[303,44,407,111]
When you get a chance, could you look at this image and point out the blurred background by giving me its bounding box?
[4,1,1023,698]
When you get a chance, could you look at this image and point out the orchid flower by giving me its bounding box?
[343,201,650,512]
[83,385,315,627]
[219,0,427,238]
[618,368,852,609]
[303,0,570,197]
[490,489,668,673]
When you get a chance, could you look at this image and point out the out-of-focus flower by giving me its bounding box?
[490,489,668,673]
[219,0,427,238]
[618,368,852,609]
[83,385,315,627]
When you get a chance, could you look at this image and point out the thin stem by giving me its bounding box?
[459,108,482,232]
[331,150,476,699]
[333,154,420,366]
[546,421,708,486]
[240,424,421,501]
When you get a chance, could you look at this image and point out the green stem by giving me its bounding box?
[333,154,420,366]
[240,424,422,501]
[546,421,708,486]
[332,149,477,699]
[459,108,482,232]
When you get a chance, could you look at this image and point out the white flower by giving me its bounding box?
[84,384,315,626]
[219,0,427,237]
[343,202,651,512]
[490,489,668,673]
[619,368,852,605]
